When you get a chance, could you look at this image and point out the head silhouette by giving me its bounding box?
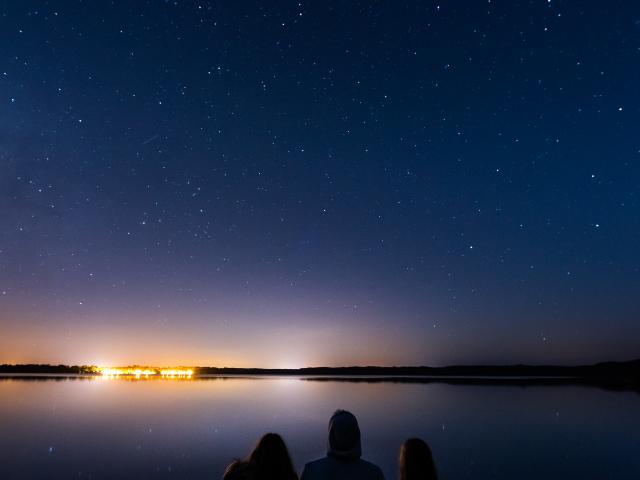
[247,432,297,480]
[399,438,438,480]
[327,409,362,461]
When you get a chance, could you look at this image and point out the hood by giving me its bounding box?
[327,410,362,461]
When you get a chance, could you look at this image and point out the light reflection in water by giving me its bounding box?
[0,376,638,480]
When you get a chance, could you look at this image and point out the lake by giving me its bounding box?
[1,375,638,479]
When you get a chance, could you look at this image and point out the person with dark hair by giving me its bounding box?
[300,410,385,480]
[223,432,298,480]
[398,438,437,480]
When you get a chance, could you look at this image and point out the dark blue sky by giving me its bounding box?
[1,1,639,367]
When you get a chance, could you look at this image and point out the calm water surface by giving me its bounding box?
[1,376,638,479]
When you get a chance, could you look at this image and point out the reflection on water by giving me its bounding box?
[1,376,639,479]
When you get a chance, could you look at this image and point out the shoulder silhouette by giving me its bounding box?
[300,409,385,480]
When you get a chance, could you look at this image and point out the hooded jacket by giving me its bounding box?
[300,411,385,480]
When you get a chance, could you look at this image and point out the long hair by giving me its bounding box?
[247,433,298,480]
[399,438,438,480]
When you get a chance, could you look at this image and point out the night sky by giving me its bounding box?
[1,1,639,367]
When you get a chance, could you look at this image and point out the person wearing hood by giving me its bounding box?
[300,410,385,480]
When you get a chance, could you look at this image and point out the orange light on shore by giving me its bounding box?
[97,367,193,378]
[160,369,194,377]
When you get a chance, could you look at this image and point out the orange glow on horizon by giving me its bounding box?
[97,367,194,378]
[159,369,194,377]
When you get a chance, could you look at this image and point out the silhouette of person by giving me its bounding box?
[300,410,385,480]
[223,432,298,480]
[398,438,437,480]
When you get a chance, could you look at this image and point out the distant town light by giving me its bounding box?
[97,367,193,378]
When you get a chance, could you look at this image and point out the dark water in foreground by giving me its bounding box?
[1,376,639,480]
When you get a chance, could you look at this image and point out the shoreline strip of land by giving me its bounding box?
[1,360,638,389]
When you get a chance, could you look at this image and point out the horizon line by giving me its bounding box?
[1,358,639,370]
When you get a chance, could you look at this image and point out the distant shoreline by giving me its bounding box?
[1,360,638,389]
